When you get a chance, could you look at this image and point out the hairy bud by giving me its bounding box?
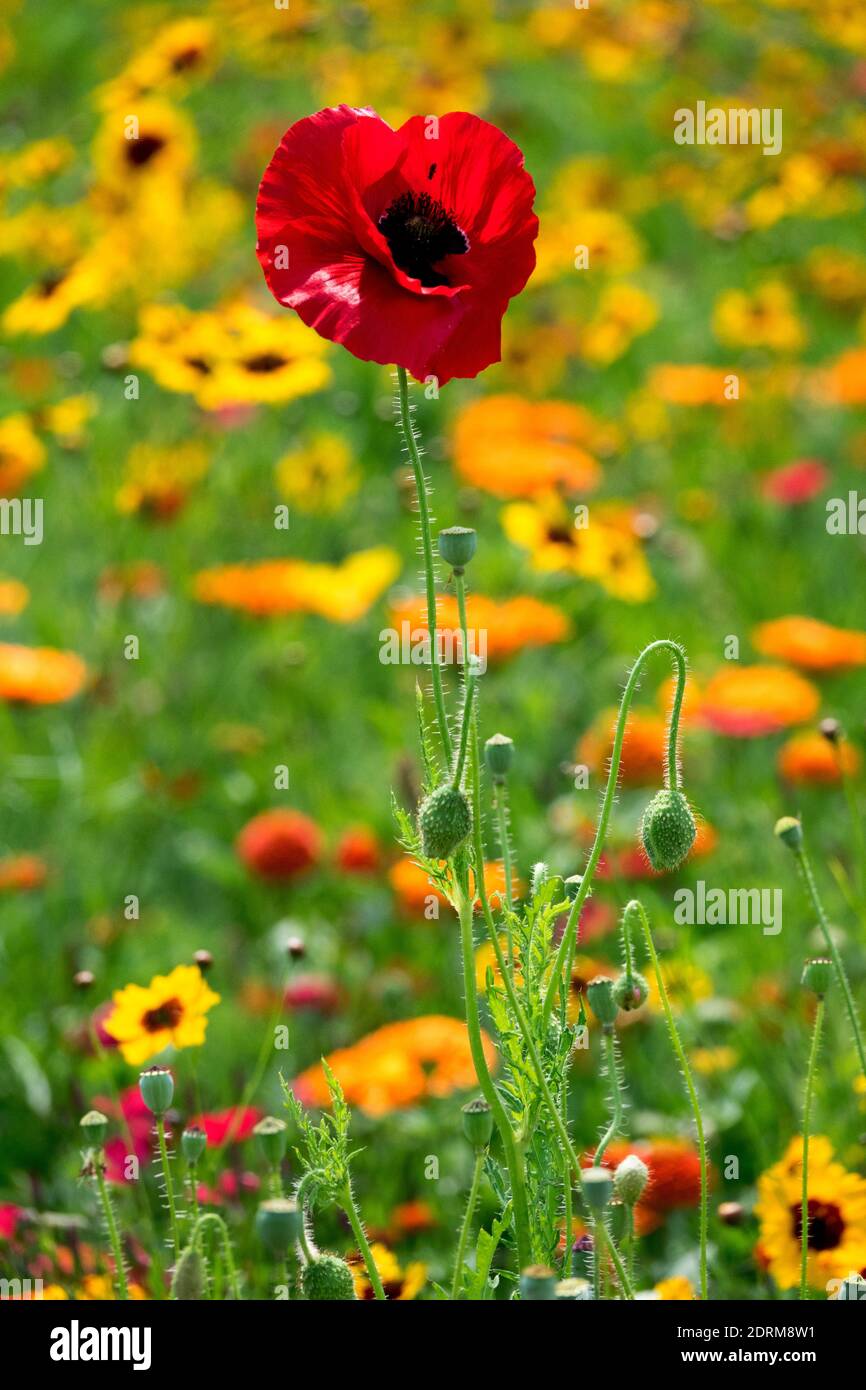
[418,784,471,860]
[640,789,696,871]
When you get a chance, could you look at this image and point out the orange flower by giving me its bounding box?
[292,1015,495,1116]
[194,547,399,622]
[0,852,47,891]
[648,364,743,407]
[237,809,322,881]
[586,1139,705,1235]
[335,825,381,874]
[0,577,29,616]
[778,731,860,785]
[389,594,569,664]
[578,707,668,786]
[453,395,601,498]
[814,347,866,406]
[701,665,819,736]
[389,855,514,916]
[752,616,866,672]
[0,643,87,703]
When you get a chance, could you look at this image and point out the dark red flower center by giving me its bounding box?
[242,353,287,374]
[142,997,184,1032]
[791,1199,845,1251]
[378,191,468,288]
[126,134,166,168]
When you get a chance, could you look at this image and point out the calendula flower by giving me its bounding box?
[648,363,743,407]
[578,707,669,786]
[293,1016,495,1116]
[752,615,866,672]
[103,965,220,1066]
[255,105,538,383]
[756,1137,866,1291]
[0,643,87,704]
[654,1275,695,1300]
[813,346,866,406]
[0,414,45,492]
[349,1242,426,1300]
[701,664,819,736]
[388,592,569,662]
[276,431,359,514]
[195,547,399,621]
[713,281,805,353]
[778,731,860,785]
[453,395,602,497]
[236,808,323,881]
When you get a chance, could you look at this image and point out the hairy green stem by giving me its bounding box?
[95,1165,128,1300]
[632,899,707,1300]
[451,1149,485,1300]
[193,1213,241,1300]
[800,998,824,1302]
[542,640,687,1030]
[156,1117,182,1258]
[342,1181,386,1300]
[451,672,477,789]
[396,365,451,763]
[594,1030,624,1168]
[294,1172,318,1265]
[795,844,866,1083]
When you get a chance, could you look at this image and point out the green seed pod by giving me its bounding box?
[613,1153,649,1206]
[301,1253,357,1301]
[586,976,618,1028]
[255,1198,301,1256]
[774,815,803,851]
[181,1125,207,1165]
[801,958,832,997]
[437,526,477,572]
[519,1265,558,1300]
[583,1167,613,1215]
[418,784,471,860]
[254,1116,288,1168]
[171,1242,206,1300]
[80,1109,109,1144]
[138,1067,174,1117]
[612,970,649,1013]
[640,789,696,872]
[484,732,514,781]
[554,1277,591,1301]
[461,1097,493,1151]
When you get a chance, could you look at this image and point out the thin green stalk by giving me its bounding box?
[396,364,451,763]
[560,1083,573,1278]
[795,844,866,1084]
[496,785,516,965]
[451,1149,485,1299]
[156,1117,182,1257]
[342,1181,386,1300]
[193,1213,241,1299]
[800,997,824,1301]
[632,899,707,1300]
[294,1172,318,1265]
[95,1166,128,1300]
[451,671,477,789]
[593,1030,623,1168]
[625,1204,637,1292]
[542,640,687,1029]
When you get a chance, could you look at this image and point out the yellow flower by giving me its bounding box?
[535,207,644,284]
[581,283,659,365]
[116,441,210,518]
[654,1275,695,1300]
[755,1137,866,1291]
[276,433,359,515]
[350,1242,426,1301]
[647,960,713,1015]
[92,99,196,201]
[2,239,125,336]
[194,547,400,623]
[502,497,655,603]
[0,414,45,492]
[103,965,220,1066]
[713,281,805,353]
[96,18,218,109]
[690,1046,738,1076]
[0,577,29,617]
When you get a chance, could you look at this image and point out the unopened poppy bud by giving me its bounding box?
[613,1154,649,1206]
[462,1097,493,1151]
[171,1242,206,1300]
[139,1066,174,1117]
[302,1253,357,1301]
[80,1109,108,1144]
[586,976,618,1028]
[73,970,95,990]
[484,732,514,781]
[801,958,832,997]
[193,949,213,973]
[418,784,471,859]
[583,1166,613,1215]
[181,1126,207,1165]
[774,815,803,851]
[818,717,841,744]
[254,1115,288,1167]
[437,526,477,572]
[564,874,583,901]
[554,1276,591,1300]
[718,1201,745,1227]
[519,1265,558,1300]
[612,970,649,1013]
[286,935,305,960]
[255,1198,301,1256]
[640,789,696,871]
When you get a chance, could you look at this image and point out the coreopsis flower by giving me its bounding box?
[255,105,538,384]
[752,615,866,672]
[102,964,220,1065]
[0,414,45,491]
[0,643,87,704]
[388,592,569,662]
[756,1137,866,1291]
[236,808,322,881]
[348,1242,426,1301]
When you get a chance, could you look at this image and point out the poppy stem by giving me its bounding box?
[593,1029,624,1168]
[192,1213,241,1300]
[156,1117,182,1258]
[541,640,688,1033]
[95,1165,129,1300]
[395,365,452,765]
[794,842,866,1083]
[450,1148,485,1300]
[800,998,824,1301]
[341,1181,386,1300]
[631,898,708,1301]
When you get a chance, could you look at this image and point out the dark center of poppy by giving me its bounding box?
[791,1198,845,1251]
[243,353,286,374]
[126,134,166,168]
[378,190,468,288]
[142,997,184,1032]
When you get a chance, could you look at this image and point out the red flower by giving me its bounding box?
[761,458,828,505]
[192,1106,262,1146]
[237,808,322,881]
[335,825,381,874]
[284,973,341,1015]
[255,105,538,385]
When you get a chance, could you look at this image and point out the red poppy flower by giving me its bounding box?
[255,105,538,384]
[236,808,322,881]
